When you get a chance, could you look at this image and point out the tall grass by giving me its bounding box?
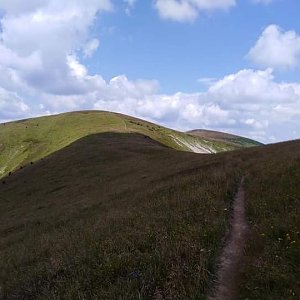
[236,142,300,299]
[0,133,238,299]
[1,133,299,299]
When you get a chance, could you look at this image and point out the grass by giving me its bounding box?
[0,110,258,179]
[0,126,299,298]
[188,129,262,151]
[234,141,300,299]
[0,133,239,299]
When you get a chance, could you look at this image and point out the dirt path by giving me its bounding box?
[210,177,249,300]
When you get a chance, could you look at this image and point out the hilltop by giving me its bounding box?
[0,110,259,178]
[188,129,262,150]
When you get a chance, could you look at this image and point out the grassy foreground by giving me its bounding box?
[0,131,299,299]
[0,133,239,299]
[236,141,300,299]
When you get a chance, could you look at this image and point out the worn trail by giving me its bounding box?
[210,178,249,300]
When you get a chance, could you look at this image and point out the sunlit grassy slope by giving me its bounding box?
[188,129,262,151]
[0,110,258,178]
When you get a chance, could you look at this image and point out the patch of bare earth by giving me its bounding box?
[210,178,250,300]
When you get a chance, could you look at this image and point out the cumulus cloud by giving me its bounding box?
[0,0,112,96]
[154,0,236,22]
[154,0,197,22]
[43,68,300,143]
[248,25,300,69]
[83,38,100,58]
[205,68,300,141]
[101,69,300,142]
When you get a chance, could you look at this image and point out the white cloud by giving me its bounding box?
[0,0,112,96]
[197,77,217,86]
[124,0,137,15]
[248,25,300,69]
[67,55,88,78]
[154,0,236,22]
[204,68,300,141]
[154,0,197,22]
[85,69,300,142]
[191,0,236,10]
[0,0,49,14]
[83,38,100,58]
[0,87,30,121]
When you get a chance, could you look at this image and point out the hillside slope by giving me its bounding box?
[188,129,262,151]
[227,140,300,299]
[0,111,210,178]
[0,133,299,299]
[0,111,258,178]
[0,133,237,299]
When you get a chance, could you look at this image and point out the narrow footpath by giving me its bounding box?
[210,178,250,300]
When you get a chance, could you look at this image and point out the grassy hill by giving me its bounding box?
[0,111,258,179]
[0,132,299,299]
[188,129,262,151]
[0,133,238,299]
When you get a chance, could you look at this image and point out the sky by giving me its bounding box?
[0,0,300,143]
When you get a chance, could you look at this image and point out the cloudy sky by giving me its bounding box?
[0,0,300,142]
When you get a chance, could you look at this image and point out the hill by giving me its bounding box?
[0,133,299,299]
[0,133,237,299]
[188,129,262,151]
[0,111,258,179]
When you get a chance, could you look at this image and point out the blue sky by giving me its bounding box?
[0,0,300,143]
[93,0,300,92]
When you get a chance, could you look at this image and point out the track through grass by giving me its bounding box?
[210,177,249,300]
[0,131,299,299]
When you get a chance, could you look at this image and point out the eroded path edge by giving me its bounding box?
[210,177,250,300]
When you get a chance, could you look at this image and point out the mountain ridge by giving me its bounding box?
[0,110,260,178]
[188,129,262,150]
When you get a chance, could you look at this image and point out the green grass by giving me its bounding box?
[0,110,183,178]
[0,110,259,179]
[188,129,262,151]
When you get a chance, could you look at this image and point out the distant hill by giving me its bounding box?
[188,129,262,151]
[0,111,260,178]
